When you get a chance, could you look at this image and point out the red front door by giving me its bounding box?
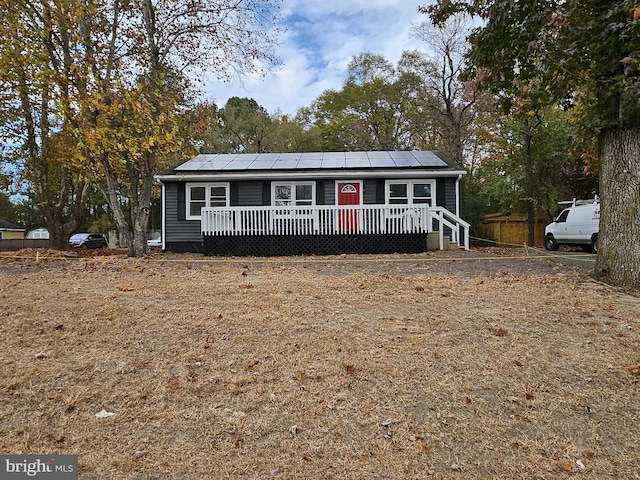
[337,182,361,231]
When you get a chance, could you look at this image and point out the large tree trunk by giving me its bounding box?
[594,127,640,288]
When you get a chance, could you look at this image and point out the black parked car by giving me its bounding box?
[69,233,108,249]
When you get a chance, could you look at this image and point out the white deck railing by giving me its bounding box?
[201,204,469,249]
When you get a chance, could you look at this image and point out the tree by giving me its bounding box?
[0,192,18,224]
[309,52,432,151]
[1,0,282,256]
[0,0,91,249]
[81,0,282,256]
[422,1,640,288]
[411,17,478,166]
[212,97,275,153]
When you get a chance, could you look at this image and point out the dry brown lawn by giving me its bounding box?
[1,248,639,479]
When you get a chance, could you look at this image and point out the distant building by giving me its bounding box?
[0,219,26,240]
[26,228,50,239]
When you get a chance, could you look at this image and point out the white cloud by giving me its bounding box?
[200,1,429,115]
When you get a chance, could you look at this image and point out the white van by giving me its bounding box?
[544,197,600,253]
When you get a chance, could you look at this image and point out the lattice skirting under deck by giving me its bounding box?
[203,233,428,257]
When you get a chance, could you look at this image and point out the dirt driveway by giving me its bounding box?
[1,247,638,479]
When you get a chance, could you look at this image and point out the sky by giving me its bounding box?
[200,1,431,116]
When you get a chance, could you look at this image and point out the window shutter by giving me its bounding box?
[230,183,239,206]
[262,182,271,206]
[177,183,186,221]
[376,180,385,204]
[316,181,325,205]
[436,178,445,207]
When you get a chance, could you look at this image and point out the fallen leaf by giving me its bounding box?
[561,463,572,471]
[418,441,429,453]
[627,363,640,375]
[119,285,134,291]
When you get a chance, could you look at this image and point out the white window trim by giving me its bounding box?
[385,180,436,206]
[186,182,230,220]
[272,181,316,207]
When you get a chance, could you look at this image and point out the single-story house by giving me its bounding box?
[154,151,469,256]
[0,219,25,240]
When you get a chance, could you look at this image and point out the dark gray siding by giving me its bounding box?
[237,182,263,206]
[363,180,378,204]
[437,177,458,213]
[323,182,335,205]
[165,183,202,243]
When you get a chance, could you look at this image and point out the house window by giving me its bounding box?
[186,183,229,219]
[386,181,435,206]
[273,182,315,206]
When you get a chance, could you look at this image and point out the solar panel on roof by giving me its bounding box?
[321,153,346,167]
[278,153,303,160]
[221,161,253,170]
[392,155,421,167]
[345,158,371,168]
[367,151,392,159]
[297,157,323,168]
[273,160,299,169]
[391,151,413,158]
[369,156,395,167]
[247,160,276,169]
[412,151,448,167]
[255,153,280,161]
[173,151,451,172]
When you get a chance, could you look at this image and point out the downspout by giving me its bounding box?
[160,180,166,251]
[455,174,462,216]
[455,174,462,248]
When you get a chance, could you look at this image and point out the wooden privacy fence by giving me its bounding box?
[479,213,547,247]
[0,239,51,251]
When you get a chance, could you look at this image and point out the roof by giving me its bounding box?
[156,151,465,182]
[0,219,25,231]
